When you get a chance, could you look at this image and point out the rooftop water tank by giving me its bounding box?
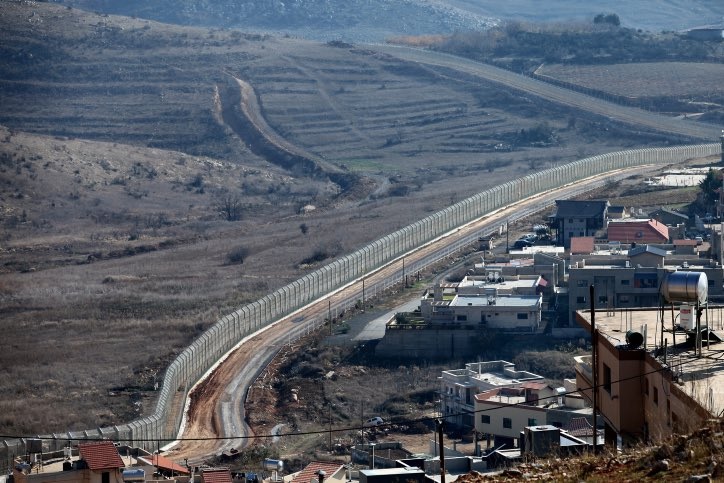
[262,459,284,472]
[122,469,145,482]
[661,271,708,304]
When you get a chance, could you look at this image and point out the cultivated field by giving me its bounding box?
[1,1,722,439]
[535,62,724,108]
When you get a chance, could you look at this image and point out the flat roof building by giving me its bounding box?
[440,360,544,429]
[574,306,724,445]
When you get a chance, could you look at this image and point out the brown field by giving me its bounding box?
[0,2,718,438]
[535,62,724,104]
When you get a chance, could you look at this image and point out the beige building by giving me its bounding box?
[574,307,721,445]
[13,441,125,483]
[440,360,543,429]
[474,381,593,448]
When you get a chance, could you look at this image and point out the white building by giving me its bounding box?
[474,379,596,448]
[440,360,544,429]
[420,275,544,332]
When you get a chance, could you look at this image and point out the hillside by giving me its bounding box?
[0,1,719,439]
[52,0,724,41]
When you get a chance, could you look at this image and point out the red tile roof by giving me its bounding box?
[521,382,548,390]
[78,441,125,471]
[290,461,345,483]
[138,454,189,474]
[564,417,594,437]
[201,468,233,483]
[570,236,595,255]
[607,219,669,243]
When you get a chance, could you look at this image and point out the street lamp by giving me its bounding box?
[369,443,376,469]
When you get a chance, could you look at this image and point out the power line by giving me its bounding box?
[0,356,700,443]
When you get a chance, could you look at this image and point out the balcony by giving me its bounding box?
[574,354,593,383]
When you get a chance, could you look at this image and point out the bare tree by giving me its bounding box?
[217,193,243,221]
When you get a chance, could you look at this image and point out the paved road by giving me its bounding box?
[369,44,723,141]
[352,298,420,341]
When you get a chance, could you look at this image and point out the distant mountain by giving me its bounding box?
[50,0,495,42]
[52,0,724,41]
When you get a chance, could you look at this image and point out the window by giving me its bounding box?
[634,273,658,289]
[598,295,608,304]
[102,473,110,483]
[481,415,490,424]
[517,313,529,320]
[528,418,538,426]
[503,418,512,429]
[576,296,586,304]
[621,279,630,285]
[653,387,659,405]
[603,364,612,393]
[619,295,630,304]
[456,315,467,321]
[577,280,589,287]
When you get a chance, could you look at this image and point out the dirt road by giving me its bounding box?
[165,163,667,464]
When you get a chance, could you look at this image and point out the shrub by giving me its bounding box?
[226,246,249,265]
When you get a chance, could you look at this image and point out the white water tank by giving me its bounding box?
[661,271,708,304]
[680,304,695,331]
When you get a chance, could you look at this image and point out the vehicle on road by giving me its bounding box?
[511,239,533,250]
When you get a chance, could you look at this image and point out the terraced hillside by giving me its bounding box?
[0,1,716,439]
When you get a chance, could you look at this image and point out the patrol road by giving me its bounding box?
[167,161,672,464]
[370,44,722,142]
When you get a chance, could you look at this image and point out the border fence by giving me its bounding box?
[1,143,719,471]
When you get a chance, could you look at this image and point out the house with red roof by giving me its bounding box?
[607,219,669,244]
[13,440,126,483]
[201,467,234,483]
[289,461,346,483]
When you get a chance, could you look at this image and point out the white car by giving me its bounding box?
[363,417,384,427]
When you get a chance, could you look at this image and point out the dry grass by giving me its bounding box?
[0,2,707,438]
[535,62,724,100]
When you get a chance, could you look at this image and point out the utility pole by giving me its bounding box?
[590,284,599,454]
[436,419,446,483]
[328,404,333,450]
[402,258,406,287]
[329,299,333,336]
[362,278,365,310]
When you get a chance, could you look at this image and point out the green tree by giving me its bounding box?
[699,168,723,209]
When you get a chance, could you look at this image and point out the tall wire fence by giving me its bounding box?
[1,143,719,470]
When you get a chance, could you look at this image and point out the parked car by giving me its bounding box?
[363,416,384,427]
[512,239,533,249]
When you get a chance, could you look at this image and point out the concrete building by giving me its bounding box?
[440,360,543,429]
[551,200,609,248]
[9,442,191,483]
[649,207,689,227]
[474,380,594,448]
[420,275,543,332]
[566,245,724,324]
[574,305,724,445]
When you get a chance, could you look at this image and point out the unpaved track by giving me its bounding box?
[167,163,669,463]
[369,45,722,141]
